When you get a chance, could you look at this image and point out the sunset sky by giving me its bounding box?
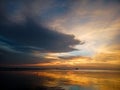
[0,0,120,69]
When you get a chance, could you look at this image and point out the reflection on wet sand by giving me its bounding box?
[0,70,120,90]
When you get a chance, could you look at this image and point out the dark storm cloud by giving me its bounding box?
[0,46,38,64]
[0,0,81,65]
[0,39,54,65]
[0,24,80,65]
[0,19,80,52]
[0,0,80,53]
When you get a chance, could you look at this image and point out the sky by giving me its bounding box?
[0,0,120,69]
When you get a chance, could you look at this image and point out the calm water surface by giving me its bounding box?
[0,70,120,90]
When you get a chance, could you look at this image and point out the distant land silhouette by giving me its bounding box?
[0,67,120,71]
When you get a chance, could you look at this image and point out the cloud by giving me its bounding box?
[0,1,82,65]
[0,0,119,68]
[0,19,80,52]
[0,0,73,24]
[47,0,120,57]
[0,38,60,65]
[0,21,81,65]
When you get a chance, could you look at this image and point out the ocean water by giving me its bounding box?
[0,70,120,90]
